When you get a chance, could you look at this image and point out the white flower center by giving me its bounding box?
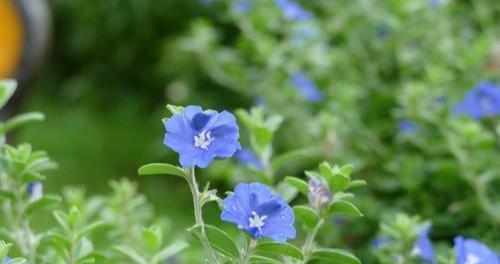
[465,254,481,264]
[249,211,267,233]
[194,130,213,149]
[411,246,421,257]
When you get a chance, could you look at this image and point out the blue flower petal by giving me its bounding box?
[454,236,500,264]
[453,81,500,120]
[412,225,436,264]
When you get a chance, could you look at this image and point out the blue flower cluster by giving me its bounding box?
[453,81,500,120]
[164,106,295,243]
[220,183,296,242]
[2,257,11,263]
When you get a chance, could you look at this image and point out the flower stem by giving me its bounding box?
[186,168,219,264]
[301,218,324,264]
[241,238,257,264]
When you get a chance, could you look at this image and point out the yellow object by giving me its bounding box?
[0,0,24,77]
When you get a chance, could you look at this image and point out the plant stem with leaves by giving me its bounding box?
[186,168,219,264]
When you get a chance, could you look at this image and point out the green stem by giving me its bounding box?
[301,218,324,264]
[241,238,256,264]
[13,178,36,263]
[186,168,219,264]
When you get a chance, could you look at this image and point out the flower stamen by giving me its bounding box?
[194,130,214,149]
[249,211,267,235]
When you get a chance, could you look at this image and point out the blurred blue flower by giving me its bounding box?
[3,257,11,263]
[221,183,296,242]
[274,0,312,21]
[429,0,443,7]
[27,182,43,201]
[453,81,500,120]
[399,119,419,133]
[454,237,499,264]
[290,72,324,102]
[233,0,252,13]
[371,236,391,249]
[164,105,241,168]
[235,148,263,170]
[411,226,436,264]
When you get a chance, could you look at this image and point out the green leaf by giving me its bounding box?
[328,173,350,192]
[310,248,361,264]
[319,162,334,180]
[138,163,186,178]
[151,241,189,263]
[114,245,148,264]
[249,255,282,264]
[348,180,366,189]
[53,210,70,231]
[25,195,62,216]
[166,104,184,115]
[142,225,163,252]
[293,206,319,230]
[340,165,353,176]
[48,232,71,249]
[275,180,299,202]
[188,225,240,261]
[328,201,363,217]
[284,176,309,195]
[0,80,17,109]
[254,241,303,260]
[2,112,45,133]
[0,242,12,259]
[77,221,108,240]
[0,189,14,201]
[271,149,309,172]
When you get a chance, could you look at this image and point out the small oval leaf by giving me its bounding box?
[328,201,363,217]
[138,163,186,178]
[25,195,61,216]
[188,225,240,261]
[293,206,319,230]
[284,177,309,195]
[254,241,304,260]
[310,248,361,264]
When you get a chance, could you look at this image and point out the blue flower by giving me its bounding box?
[274,0,312,21]
[399,119,419,133]
[428,0,443,7]
[221,183,296,242]
[290,72,324,102]
[3,257,11,263]
[453,81,500,120]
[371,236,392,249]
[233,0,252,13]
[234,148,263,170]
[454,237,499,264]
[411,226,436,264]
[27,182,43,201]
[164,106,241,168]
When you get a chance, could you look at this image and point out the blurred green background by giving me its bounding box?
[7,0,500,262]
